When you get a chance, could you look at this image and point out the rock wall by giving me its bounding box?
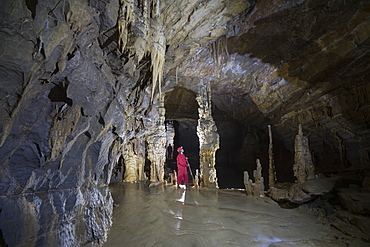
[0,1,121,245]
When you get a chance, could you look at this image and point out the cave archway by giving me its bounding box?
[164,86,248,188]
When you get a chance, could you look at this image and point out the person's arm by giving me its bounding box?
[178,155,188,167]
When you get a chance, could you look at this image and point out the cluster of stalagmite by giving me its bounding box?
[196,80,219,188]
[244,159,265,196]
[245,124,317,201]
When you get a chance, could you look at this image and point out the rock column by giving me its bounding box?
[268,125,277,188]
[293,124,315,184]
[196,80,219,188]
[147,97,166,182]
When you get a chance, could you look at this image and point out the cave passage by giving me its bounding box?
[104,182,352,247]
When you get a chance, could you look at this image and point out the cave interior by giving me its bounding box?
[0,0,370,246]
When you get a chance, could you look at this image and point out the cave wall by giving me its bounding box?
[0,0,122,245]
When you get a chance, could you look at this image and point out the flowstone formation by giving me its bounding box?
[147,97,167,183]
[123,138,146,182]
[196,80,219,188]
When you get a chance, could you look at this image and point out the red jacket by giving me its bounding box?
[176,153,188,167]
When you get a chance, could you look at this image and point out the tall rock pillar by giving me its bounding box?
[268,125,277,188]
[293,124,315,184]
[147,97,167,182]
[196,80,219,188]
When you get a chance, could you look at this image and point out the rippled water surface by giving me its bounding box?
[104,182,349,247]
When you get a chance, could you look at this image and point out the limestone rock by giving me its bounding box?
[270,177,337,204]
[338,187,370,214]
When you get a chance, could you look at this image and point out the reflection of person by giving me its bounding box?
[176,146,188,188]
[167,144,173,160]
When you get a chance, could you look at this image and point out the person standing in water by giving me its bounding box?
[176,146,188,188]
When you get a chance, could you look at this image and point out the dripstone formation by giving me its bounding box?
[0,0,369,246]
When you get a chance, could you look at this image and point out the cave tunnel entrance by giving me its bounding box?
[171,119,200,183]
[164,87,248,189]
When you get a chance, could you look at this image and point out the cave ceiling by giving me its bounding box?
[0,0,369,172]
[160,0,370,166]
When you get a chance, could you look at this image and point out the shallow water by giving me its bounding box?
[104,182,350,247]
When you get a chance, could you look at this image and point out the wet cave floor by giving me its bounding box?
[104,182,353,247]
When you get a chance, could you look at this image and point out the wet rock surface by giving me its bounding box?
[0,187,112,246]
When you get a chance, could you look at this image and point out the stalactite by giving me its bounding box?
[133,0,149,62]
[117,0,135,52]
[224,35,229,56]
[176,66,178,85]
[117,6,127,52]
[150,20,166,101]
[212,42,217,66]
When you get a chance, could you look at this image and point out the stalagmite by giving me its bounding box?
[293,124,315,184]
[123,139,145,182]
[173,170,177,185]
[243,171,253,195]
[253,159,265,196]
[268,125,277,188]
[244,159,265,196]
[147,97,166,183]
[196,80,219,188]
[194,169,200,189]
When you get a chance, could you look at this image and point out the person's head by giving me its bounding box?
[177,146,184,153]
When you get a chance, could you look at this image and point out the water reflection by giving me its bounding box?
[105,182,347,247]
